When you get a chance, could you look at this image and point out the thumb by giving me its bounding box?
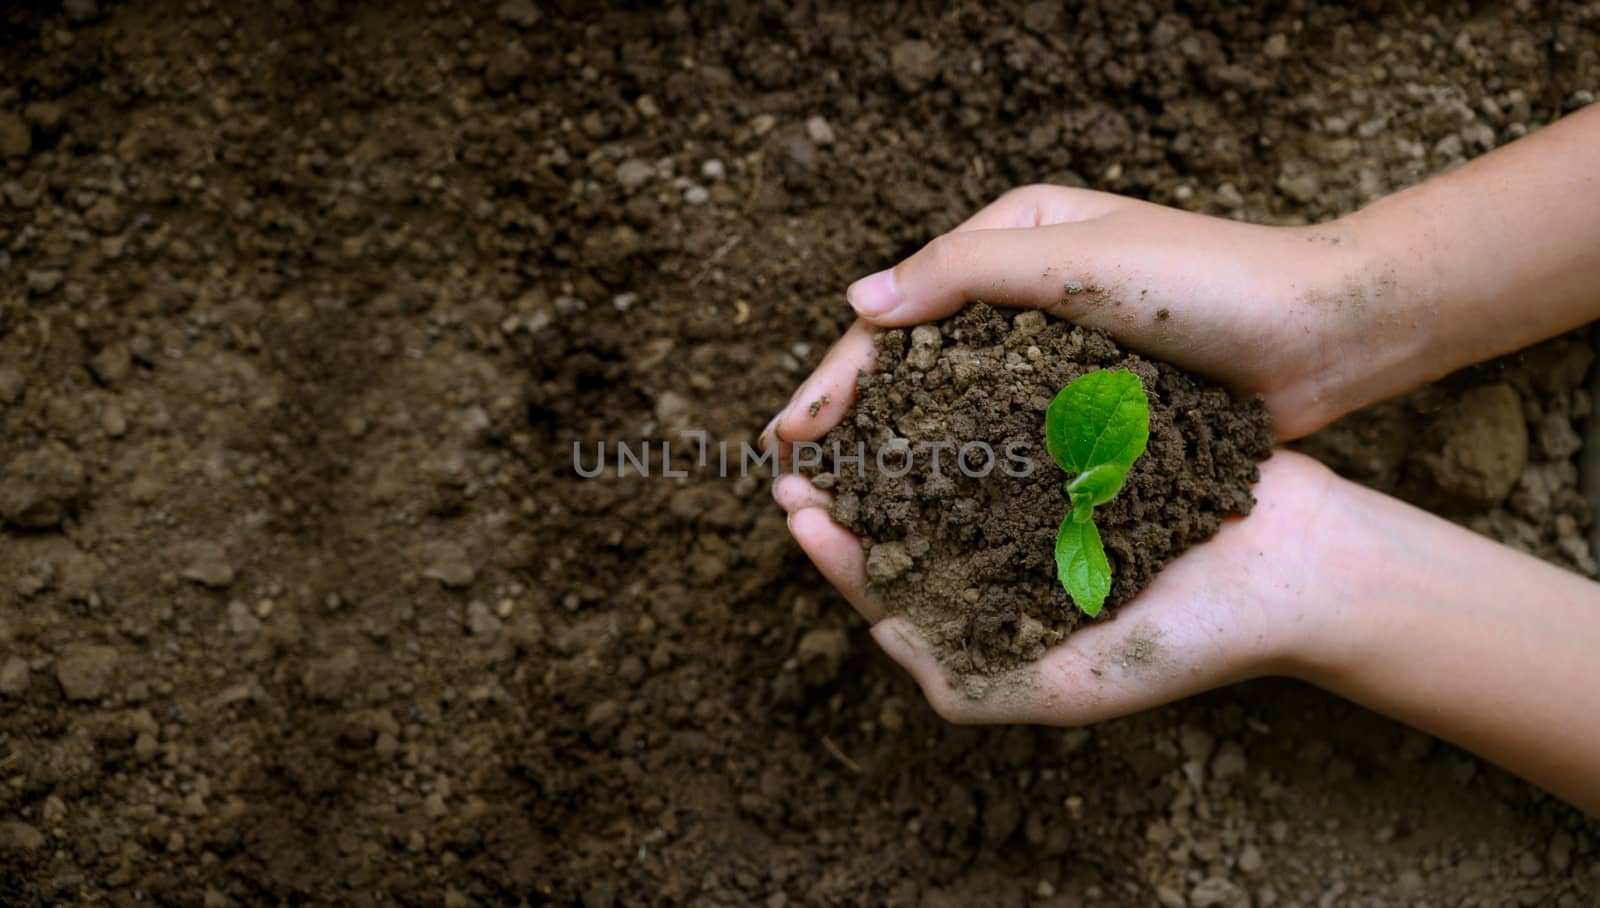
[846,225,1087,327]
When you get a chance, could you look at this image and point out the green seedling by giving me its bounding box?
[1044,369,1150,617]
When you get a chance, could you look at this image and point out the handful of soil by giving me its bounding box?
[816,304,1274,676]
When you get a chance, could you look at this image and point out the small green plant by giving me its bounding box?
[1044,369,1150,617]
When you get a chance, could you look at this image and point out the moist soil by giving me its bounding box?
[3,1,1600,906]
[822,304,1273,675]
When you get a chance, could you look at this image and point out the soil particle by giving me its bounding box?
[89,342,133,386]
[420,541,476,589]
[777,133,819,185]
[1239,844,1266,877]
[63,0,99,23]
[0,656,30,696]
[905,324,943,371]
[22,100,63,134]
[1536,411,1583,460]
[1276,168,1322,203]
[58,548,104,602]
[495,0,540,28]
[0,444,87,529]
[0,821,46,851]
[484,42,532,94]
[823,304,1273,674]
[615,159,654,192]
[84,197,126,235]
[890,39,940,92]
[26,268,63,295]
[465,600,503,639]
[653,390,694,436]
[1190,876,1250,908]
[1212,740,1248,779]
[1114,626,1165,670]
[1408,383,1527,509]
[795,629,851,687]
[806,115,837,146]
[0,110,29,158]
[55,643,120,702]
[865,541,914,584]
[1180,725,1218,762]
[225,601,261,642]
[302,647,361,703]
[584,699,622,733]
[0,364,25,404]
[101,401,127,437]
[178,541,235,589]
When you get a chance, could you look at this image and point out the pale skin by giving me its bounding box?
[763,103,1600,815]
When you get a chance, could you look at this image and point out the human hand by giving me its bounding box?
[762,184,1387,451]
[773,451,1345,724]
[760,184,1387,722]
[781,432,1600,813]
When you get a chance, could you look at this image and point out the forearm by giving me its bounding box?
[1287,476,1600,814]
[1335,103,1600,406]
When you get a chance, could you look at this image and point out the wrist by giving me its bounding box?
[1265,467,1451,689]
[1262,199,1449,437]
[1317,188,1451,409]
[1235,456,1377,682]
[1245,219,1415,438]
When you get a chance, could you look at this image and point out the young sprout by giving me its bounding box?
[1044,369,1151,616]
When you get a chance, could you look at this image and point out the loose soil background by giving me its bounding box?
[2,1,1598,905]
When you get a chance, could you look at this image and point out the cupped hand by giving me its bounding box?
[762,184,1382,452]
[773,452,1344,724]
[762,185,1376,723]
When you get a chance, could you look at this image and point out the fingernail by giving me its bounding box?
[847,268,900,317]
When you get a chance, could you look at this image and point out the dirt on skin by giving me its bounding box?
[820,304,1273,675]
[3,1,1600,906]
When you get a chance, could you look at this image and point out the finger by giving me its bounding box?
[950,184,1120,233]
[785,502,885,624]
[761,319,877,456]
[772,472,832,513]
[873,604,1218,728]
[845,223,1087,327]
[761,186,1115,454]
[869,618,944,690]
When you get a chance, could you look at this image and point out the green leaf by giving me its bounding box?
[1044,369,1151,475]
[1065,463,1128,508]
[1044,368,1149,617]
[1055,516,1111,617]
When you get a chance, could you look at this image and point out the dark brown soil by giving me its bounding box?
[3,1,1600,905]
[822,304,1273,673]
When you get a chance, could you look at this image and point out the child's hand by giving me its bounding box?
[772,452,1347,725]
[761,184,1382,454]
